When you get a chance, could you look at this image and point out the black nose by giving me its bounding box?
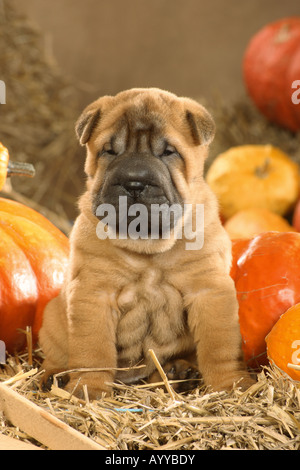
[124,180,146,192]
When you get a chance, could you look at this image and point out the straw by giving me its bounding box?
[1,348,299,450]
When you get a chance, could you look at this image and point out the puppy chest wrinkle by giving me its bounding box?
[115,267,191,379]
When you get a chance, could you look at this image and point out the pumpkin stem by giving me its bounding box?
[255,157,271,179]
[7,161,35,178]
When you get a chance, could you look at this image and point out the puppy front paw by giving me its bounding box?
[165,359,201,393]
[40,369,70,392]
[149,359,201,393]
[62,371,113,400]
[40,370,113,400]
[205,370,256,392]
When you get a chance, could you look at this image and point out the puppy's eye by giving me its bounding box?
[105,149,117,156]
[98,145,117,157]
[161,146,177,157]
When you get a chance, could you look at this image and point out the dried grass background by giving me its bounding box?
[0,0,82,226]
[0,0,300,451]
[206,95,300,172]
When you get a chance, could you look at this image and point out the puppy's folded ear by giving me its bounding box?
[185,105,215,146]
[75,107,101,145]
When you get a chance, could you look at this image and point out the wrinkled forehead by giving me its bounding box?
[105,91,175,129]
[93,92,187,151]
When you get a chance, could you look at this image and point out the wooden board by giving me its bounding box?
[0,383,105,450]
[0,433,42,450]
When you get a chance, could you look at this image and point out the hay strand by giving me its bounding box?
[148,349,178,402]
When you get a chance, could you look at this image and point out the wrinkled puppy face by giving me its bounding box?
[76,88,215,252]
[92,108,184,237]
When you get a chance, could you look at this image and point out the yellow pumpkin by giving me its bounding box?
[206,145,300,220]
[224,208,295,239]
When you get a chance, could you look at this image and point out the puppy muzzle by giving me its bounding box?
[92,153,183,237]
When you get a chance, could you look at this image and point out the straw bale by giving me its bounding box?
[206,95,300,172]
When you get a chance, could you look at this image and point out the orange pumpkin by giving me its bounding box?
[266,303,300,381]
[243,17,300,132]
[206,145,299,220]
[0,143,69,352]
[231,232,300,367]
[0,198,69,352]
[224,208,295,239]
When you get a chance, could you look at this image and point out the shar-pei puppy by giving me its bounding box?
[39,88,254,399]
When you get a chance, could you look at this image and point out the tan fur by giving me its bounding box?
[39,88,254,399]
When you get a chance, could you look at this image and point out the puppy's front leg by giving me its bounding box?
[65,281,118,399]
[187,275,254,392]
